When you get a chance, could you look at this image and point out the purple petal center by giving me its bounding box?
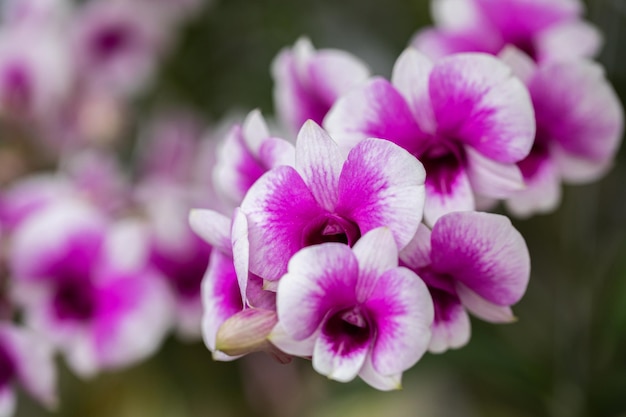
[0,342,16,389]
[323,306,372,356]
[302,214,361,247]
[91,24,133,61]
[2,62,32,114]
[53,278,97,321]
[419,141,466,194]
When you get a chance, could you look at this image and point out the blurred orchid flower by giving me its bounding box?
[326,48,534,225]
[9,200,171,377]
[499,47,624,217]
[272,37,370,135]
[400,211,530,353]
[413,0,602,63]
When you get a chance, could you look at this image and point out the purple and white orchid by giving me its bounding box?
[213,110,294,208]
[400,211,530,353]
[272,227,433,390]
[241,120,426,281]
[499,48,624,217]
[272,37,370,135]
[9,200,171,377]
[413,0,602,63]
[325,47,535,225]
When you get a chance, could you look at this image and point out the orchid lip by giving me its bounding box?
[323,306,372,356]
[302,214,361,247]
[52,278,97,321]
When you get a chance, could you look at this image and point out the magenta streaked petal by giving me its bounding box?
[399,224,432,270]
[277,243,358,340]
[428,288,471,353]
[188,209,231,254]
[358,355,402,391]
[295,121,343,211]
[474,0,582,41]
[391,48,436,134]
[313,322,370,383]
[324,78,427,155]
[241,109,271,157]
[338,138,426,250]
[201,250,243,359]
[93,269,171,371]
[213,125,265,205]
[242,166,326,281]
[365,267,433,375]
[456,282,516,323]
[258,136,296,169]
[424,161,474,226]
[465,146,524,199]
[431,211,530,306]
[530,60,624,163]
[506,147,561,218]
[537,20,602,62]
[429,53,535,163]
[9,200,106,282]
[352,228,398,301]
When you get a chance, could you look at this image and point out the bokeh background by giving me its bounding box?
[12,0,626,416]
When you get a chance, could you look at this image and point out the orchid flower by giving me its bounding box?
[272,227,433,390]
[72,0,166,96]
[189,208,277,360]
[213,109,295,208]
[400,211,530,353]
[272,37,370,134]
[9,200,171,377]
[499,48,624,217]
[241,120,426,282]
[413,0,602,63]
[0,324,57,417]
[325,47,535,225]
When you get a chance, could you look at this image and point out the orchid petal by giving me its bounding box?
[352,228,398,301]
[399,224,432,270]
[429,53,535,163]
[456,282,516,323]
[324,78,427,155]
[431,211,530,306]
[391,48,436,134]
[465,146,524,199]
[188,209,232,254]
[277,243,358,340]
[295,121,343,211]
[242,165,326,281]
[530,60,624,163]
[338,138,426,249]
[201,251,243,358]
[423,161,475,226]
[428,289,471,353]
[365,267,433,375]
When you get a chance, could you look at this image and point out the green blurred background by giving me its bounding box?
[16,0,626,416]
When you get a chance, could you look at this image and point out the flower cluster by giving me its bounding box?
[189,0,622,391]
[0,0,622,413]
